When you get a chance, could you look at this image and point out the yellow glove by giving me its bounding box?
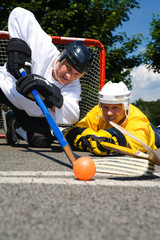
[74,128,97,151]
[86,128,126,156]
[64,127,97,151]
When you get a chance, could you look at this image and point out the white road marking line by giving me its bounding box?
[0,171,159,187]
[0,171,74,176]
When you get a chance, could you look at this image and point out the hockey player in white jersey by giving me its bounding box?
[0,7,93,147]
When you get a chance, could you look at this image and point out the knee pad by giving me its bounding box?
[28,132,53,148]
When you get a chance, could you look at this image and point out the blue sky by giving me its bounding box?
[117,0,160,50]
[116,0,160,102]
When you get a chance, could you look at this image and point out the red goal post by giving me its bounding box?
[0,31,106,129]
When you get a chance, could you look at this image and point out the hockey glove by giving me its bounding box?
[86,128,127,156]
[73,128,97,151]
[6,38,32,79]
[16,74,63,108]
[64,127,97,151]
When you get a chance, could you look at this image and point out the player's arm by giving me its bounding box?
[6,38,63,109]
[8,7,57,72]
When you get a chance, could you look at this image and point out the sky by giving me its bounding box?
[116,0,160,103]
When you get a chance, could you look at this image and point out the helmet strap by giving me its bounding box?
[122,104,129,119]
[53,55,61,80]
[98,102,105,121]
[80,72,86,78]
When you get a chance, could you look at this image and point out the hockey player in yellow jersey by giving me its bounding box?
[64,81,160,156]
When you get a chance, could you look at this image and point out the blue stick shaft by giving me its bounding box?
[20,69,76,164]
[31,90,68,148]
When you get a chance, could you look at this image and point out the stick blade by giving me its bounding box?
[93,156,155,176]
[109,121,160,166]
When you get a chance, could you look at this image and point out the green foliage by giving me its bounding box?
[106,33,143,89]
[0,0,143,89]
[133,99,160,128]
[143,14,160,73]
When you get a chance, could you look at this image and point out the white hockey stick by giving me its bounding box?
[94,155,154,176]
[109,121,160,166]
[93,140,155,176]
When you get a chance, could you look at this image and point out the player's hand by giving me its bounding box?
[86,135,110,156]
[72,128,97,151]
[86,128,126,156]
[16,74,63,108]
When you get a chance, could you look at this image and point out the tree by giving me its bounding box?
[143,13,160,73]
[133,99,160,127]
[0,0,143,89]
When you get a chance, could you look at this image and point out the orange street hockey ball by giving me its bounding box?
[73,157,96,181]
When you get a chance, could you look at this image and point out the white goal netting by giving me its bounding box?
[0,31,106,129]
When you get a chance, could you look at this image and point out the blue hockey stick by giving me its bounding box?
[20,69,76,165]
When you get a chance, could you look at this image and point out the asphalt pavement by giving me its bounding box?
[0,135,160,240]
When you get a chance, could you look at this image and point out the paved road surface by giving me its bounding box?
[0,137,160,240]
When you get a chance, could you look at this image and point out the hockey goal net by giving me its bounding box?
[0,31,106,129]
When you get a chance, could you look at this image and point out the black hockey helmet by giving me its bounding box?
[59,41,93,74]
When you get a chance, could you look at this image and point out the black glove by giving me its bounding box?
[16,74,63,109]
[6,38,32,79]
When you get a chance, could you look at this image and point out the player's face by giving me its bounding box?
[56,60,82,85]
[100,103,126,124]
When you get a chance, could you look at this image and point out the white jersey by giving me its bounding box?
[0,7,81,124]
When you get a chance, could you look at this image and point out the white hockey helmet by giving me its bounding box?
[98,81,131,117]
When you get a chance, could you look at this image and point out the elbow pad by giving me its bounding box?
[96,128,126,146]
[6,38,32,79]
